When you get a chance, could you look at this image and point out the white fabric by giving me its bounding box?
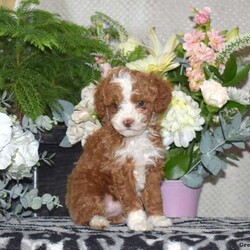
[18,0,250,217]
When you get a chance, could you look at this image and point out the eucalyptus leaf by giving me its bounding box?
[42,194,53,204]
[46,202,54,211]
[52,99,74,126]
[0,180,9,191]
[29,189,38,199]
[219,114,230,139]
[222,143,233,149]
[59,135,72,148]
[232,142,245,149]
[20,197,29,209]
[0,199,7,208]
[181,172,204,188]
[21,211,33,217]
[228,112,242,136]
[11,184,23,199]
[201,154,226,175]
[15,204,23,214]
[200,131,214,154]
[31,197,42,210]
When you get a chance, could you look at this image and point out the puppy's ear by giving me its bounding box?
[151,75,172,113]
[94,79,106,118]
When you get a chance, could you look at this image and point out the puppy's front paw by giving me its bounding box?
[89,215,110,229]
[148,215,172,227]
[127,210,153,231]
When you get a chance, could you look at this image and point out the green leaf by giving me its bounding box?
[208,65,224,80]
[203,64,214,80]
[226,27,239,41]
[222,55,237,83]
[224,64,250,86]
[224,101,248,114]
[127,46,146,62]
[181,171,204,188]
[164,148,191,179]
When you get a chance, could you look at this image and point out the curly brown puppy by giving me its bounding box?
[66,67,172,231]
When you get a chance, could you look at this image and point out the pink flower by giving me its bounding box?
[183,30,205,51]
[186,66,205,91]
[192,42,216,63]
[100,63,112,77]
[207,29,225,51]
[194,7,211,25]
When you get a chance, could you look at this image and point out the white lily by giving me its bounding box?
[126,28,179,73]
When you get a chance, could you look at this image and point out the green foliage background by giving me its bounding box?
[0,0,112,120]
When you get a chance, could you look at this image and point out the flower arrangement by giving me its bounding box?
[66,8,250,188]
[0,93,61,218]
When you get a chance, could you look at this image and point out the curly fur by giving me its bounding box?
[66,67,172,231]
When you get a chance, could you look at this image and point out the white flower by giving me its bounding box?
[118,38,140,55]
[200,80,229,108]
[81,120,102,146]
[0,113,16,170]
[66,119,85,145]
[71,103,92,124]
[35,115,55,131]
[66,84,101,146]
[227,87,250,105]
[10,125,39,171]
[0,112,12,151]
[66,119,101,146]
[126,29,179,73]
[81,83,97,109]
[0,143,16,170]
[161,90,205,148]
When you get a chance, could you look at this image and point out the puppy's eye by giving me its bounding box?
[136,100,145,108]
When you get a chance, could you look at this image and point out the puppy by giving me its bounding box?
[66,67,172,231]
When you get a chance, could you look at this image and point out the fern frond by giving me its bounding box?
[14,72,46,120]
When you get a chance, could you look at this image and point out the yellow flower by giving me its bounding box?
[126,28,179,73]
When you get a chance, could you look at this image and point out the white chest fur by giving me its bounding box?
[115,129,164,192]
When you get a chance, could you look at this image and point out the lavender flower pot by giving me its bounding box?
[161,180,201,218]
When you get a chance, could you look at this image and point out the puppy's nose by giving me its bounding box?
[123,118,134,128]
